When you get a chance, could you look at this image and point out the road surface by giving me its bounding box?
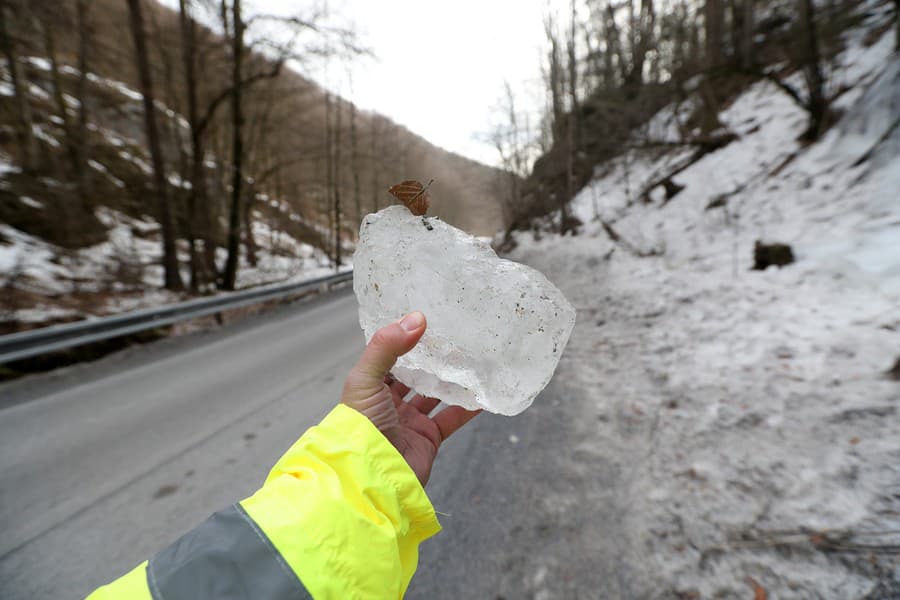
[0,287,623,599]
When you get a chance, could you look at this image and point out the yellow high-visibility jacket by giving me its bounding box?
[87,404,442,599]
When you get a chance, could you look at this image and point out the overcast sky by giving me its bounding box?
[335,0,551,165]
[161,0,555,165]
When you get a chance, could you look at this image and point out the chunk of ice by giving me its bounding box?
[353,205,576,415]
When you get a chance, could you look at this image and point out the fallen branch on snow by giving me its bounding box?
[712,528,900,555]
[599,220,661,258]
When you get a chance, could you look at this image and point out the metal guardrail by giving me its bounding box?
[0,270,354,364]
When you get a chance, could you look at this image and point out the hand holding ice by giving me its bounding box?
[353,205,576,415]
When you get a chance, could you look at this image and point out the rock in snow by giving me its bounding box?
[353,205,576,415]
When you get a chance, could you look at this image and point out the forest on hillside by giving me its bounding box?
[492,0,899,241]
[0,0,508,317]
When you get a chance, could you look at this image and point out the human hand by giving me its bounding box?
[341,312,481,485]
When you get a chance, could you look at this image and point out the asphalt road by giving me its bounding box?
[0,287,624,599]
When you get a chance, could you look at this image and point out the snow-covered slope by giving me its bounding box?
[0,205,340,326]
[507,8,899,598]
[0,60,340,329]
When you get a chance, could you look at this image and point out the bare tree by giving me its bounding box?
[221,0,245,290]
[40,5,92,209]
[74,0,92,200]
[349,97,361,227]
[626,0,656,95]
[217,1,357,288]
[669,0,694,77]
[799,0,827,139]
[565,0,579,223]
[488,81,531,227]
[319,87,344,264]
[741,0,754,69]
[0,0,38,172]
[126,0,184,291]
[180,0,268,290]
[178,0,209,291]
[335,93,344,267]
[369,115,381,213]
[544,14,571,231]
[705,0,724,68]
[42,15,77,171]
[745,0,828,140]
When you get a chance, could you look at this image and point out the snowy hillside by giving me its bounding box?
[0,58,341,331]
[507,6,900,598]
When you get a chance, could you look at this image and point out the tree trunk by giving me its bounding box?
[545,17,571,231]
[625,0,655,94]
[148,8,189,200]
[75,0,92,207]
[179,0,213,292]
[602,25,616,88]
[0,1,38,172]
[627,0,637,79]
[729,0,741,66]
[350,100,361,226]
[369,116,380,213]
[332,94,343,268]
[705,0,724,68]
[688,8,702,73]
[604,4,628,87]
[741,0,754,69]
[126,0,183,290]
[43,18,80,180]
[799,0,826,140]
[243,182,256,267]
[39,14,80,245]
[565,0,578,232]
[324,91,333,259]
[222,0,244,290]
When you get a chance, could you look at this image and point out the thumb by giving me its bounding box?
[342,312,426,426]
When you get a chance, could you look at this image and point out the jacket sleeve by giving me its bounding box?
[87,404,442,600]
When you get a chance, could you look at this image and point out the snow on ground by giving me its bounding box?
[0,57,347,329]
[0,156,19,177]
[507,17,900,599]
[232,217,346,289]
[0,204,345,326]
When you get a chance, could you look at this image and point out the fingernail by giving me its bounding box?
[399,311,425,332]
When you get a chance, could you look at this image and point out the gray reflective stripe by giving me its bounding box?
[147,503,312,600]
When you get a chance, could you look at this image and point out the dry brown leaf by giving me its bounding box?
[746,577,768,600]
[388,179,431,216]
